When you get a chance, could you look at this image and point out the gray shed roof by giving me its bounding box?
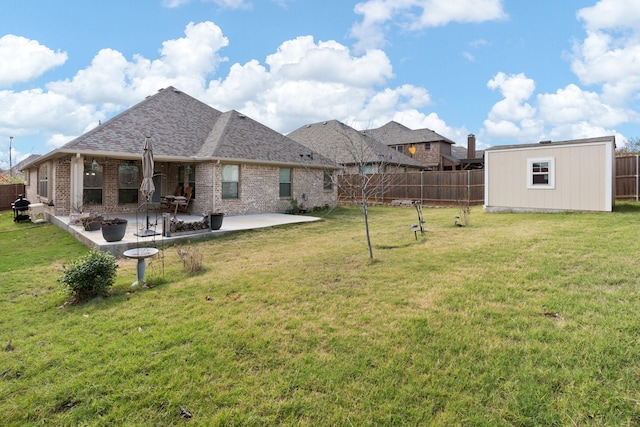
[287,120,427,169]
[485,135,616,152]
[25,86,336,169]
[364,121,456,146]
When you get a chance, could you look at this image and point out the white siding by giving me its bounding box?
[485,138,614,212]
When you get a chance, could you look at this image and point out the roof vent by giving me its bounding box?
[322,121,327,125]
[539,140,552,144]
[238,114,246,119]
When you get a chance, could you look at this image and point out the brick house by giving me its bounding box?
[287,120,427,174]
[363,121,460,170]
[20,87,338,218]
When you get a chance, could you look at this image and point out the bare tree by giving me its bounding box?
[616,137,640,155]
[289,120,419,260]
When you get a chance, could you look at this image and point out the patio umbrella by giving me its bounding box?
[140,136,155,201]
[138,136,157,236]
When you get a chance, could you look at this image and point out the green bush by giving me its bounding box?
[59,250,118,301]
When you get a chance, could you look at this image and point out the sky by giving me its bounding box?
[1,0,639,169]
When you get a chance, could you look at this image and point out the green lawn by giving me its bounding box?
[2,204,640,426]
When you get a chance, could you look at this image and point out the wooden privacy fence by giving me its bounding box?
[339,157,640,205]
[616,155,640,200]
[338,170,485,206]
[0,183,26,210]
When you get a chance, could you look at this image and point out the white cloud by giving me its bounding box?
[48,21,228,106]
[572,0,640,106]
[537,84,630,127]
[265,36,393,87]
[162,0,251,9]
[0,89,99,146]
[0,35,67,87]
[0,21,461,160]
[350,0,507,51]
[486,72,536,122]
[204,35,402,133]
[576,0,640,31]
[483,72,543,141]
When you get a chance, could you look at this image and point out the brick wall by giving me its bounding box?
[25,157,337,217]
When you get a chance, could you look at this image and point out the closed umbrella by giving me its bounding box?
[138,136,157,236]
[140,136,155,201]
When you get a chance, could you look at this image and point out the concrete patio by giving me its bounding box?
[48,211,321,257]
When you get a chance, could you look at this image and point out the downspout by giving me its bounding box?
[212,160,218,212]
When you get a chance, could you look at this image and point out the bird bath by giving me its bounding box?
[123,247,159,286]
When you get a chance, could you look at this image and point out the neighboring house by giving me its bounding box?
[451,134,484,170]
[287,120,427,174]
[364,121,459,170]
[20,86,338,217]
[484,136,616,213]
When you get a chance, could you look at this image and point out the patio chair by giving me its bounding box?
[174,186,193,213]
[160,185,183,211]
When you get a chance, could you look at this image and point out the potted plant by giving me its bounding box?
[101,217,128,242]
[208,211,224,231]
[80,213,103,231]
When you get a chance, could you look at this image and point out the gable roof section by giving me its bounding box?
[288,120,427,169]
[24,87,336,169]
[196,110,336,167]
[57,87,222,159]
[365,121,456,146]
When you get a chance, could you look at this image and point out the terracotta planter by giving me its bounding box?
[101,219,128,242]
[209,213,224,230]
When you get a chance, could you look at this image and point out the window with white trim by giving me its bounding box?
[323,170,333,191]
[83,162,103,205]
[38,164,48,198]
[279,168,292,198]
[527,157,555,189]
[222,164,239,199]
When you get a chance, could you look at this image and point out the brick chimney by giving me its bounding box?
[467,134,476,159]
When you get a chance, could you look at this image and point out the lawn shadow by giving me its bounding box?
[613,201,640,213]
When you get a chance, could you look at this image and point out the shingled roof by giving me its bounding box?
[25,87,336,169]
[287,120,427,169]
[196,110,335,166]
[364,121,456,146]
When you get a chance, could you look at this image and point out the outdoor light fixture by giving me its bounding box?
[91,158,99,171]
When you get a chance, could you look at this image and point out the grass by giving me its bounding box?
[2,204,640,425]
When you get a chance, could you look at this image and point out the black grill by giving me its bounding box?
[12,195,30,222]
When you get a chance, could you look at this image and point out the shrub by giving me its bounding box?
[176,245,203,275]
[59,250,118,301]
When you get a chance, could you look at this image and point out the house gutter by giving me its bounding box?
[24,150,339,170]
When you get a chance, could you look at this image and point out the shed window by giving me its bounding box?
[528,157,555,189]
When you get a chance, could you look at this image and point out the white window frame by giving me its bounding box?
[527,157,555,189]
